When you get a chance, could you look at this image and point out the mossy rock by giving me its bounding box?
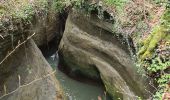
[138,8,170,60]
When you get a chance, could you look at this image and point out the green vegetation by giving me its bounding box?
[137,3,170,99]
[0,0,67,38]
[154,74,170,99]
[104,0,128,10]
[12,3,34,21]
[51,0,65,12]
[0,0,47,20]
[146,57,170,73]
[158,74,170,87]
[138,9,170,60]
[138,26,167,59]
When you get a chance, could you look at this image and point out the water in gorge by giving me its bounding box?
[46,54,112,100]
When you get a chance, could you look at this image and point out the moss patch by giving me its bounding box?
[138,26,167,59]
[138,7,170,60]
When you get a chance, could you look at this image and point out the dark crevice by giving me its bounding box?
[39,11,68,57]
[38,8,114,99]
[38,8,105,87]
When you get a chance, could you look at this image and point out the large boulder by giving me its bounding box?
[0,39,64,100]
[59,10,151,99]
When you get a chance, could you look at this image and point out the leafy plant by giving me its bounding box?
[147,57,170,72]
[12,4,34,21]
[153,89,164,100]
[153,74,170,99]
[52,0,65,12]
[157,74,170,87]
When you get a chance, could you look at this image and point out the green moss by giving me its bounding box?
[138,8,170,60]
[138,26,167,59]
[0,5,5,15]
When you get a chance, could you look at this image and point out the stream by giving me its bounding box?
[46,54,112,100]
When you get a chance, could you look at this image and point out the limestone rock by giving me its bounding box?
[59,10,151,99]
[0,39,64,100]
[32,10,62,47]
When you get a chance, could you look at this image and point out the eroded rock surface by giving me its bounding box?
[0,39,64,100]
[32,10,62,47]
[59,10,151,99]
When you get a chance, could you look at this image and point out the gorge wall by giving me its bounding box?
[0,0,156,99]
[59,9,152,100]
[0,39,64,100]
[0,0,65,99]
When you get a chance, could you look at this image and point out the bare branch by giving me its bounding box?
[0,70,56,99]
[0,33,36,65]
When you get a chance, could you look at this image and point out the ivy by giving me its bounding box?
[147,57,170,73]
[153,89,164,100]
[153,74,170,99]
[158,74,170,87]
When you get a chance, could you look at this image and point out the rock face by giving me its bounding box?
[59,10,150,99]
[0,39,64,100]
[32,9,62,47]
[0,1,65,100]
[0,0,63,62]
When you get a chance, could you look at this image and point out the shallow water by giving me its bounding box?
[46,55,111,100]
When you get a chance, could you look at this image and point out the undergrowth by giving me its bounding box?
[0,0,66,37]
[137,1,170,99]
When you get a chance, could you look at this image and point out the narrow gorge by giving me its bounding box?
[0,0,169,100]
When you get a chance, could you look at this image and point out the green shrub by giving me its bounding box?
[12,4,34,21]
[153,74,170,99]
